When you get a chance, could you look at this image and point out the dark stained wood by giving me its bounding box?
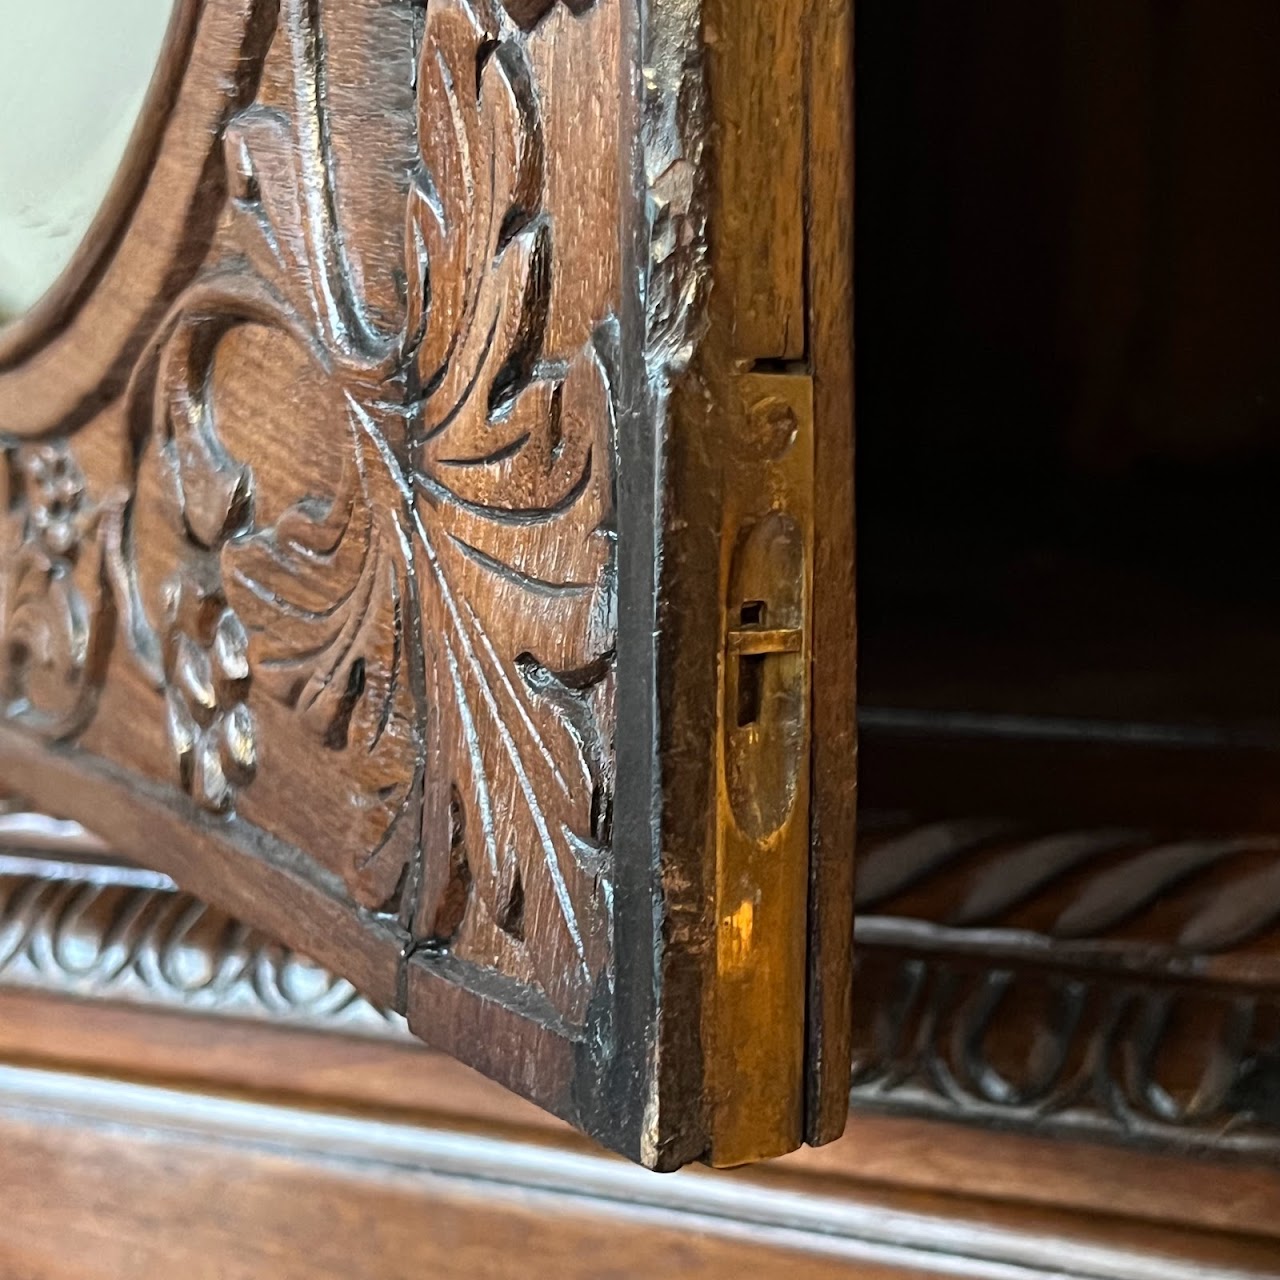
[851,813,1280,1159]
[0,0,855,1166]
[855,0,1280,774]
[804,0,857,1146]
[851,2,1280,1173]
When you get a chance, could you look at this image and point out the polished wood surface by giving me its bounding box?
[5,2,1280,1272]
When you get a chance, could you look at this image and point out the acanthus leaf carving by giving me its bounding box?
[407,0,615,1020]
[0,0,613,1030]
[111,0,614,1026]
[221,388,422,907]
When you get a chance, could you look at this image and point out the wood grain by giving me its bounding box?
[3,987,1279,1248]
[705,0,808,361]
[0,0,855,1165]
[3,1063,1278,1280]
[10,796,1280,1168]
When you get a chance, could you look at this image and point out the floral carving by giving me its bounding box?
[23,446,90,559]
[0,443,118,739]
[123,0,615,1025]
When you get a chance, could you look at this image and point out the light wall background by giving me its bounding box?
[0,0,174,320]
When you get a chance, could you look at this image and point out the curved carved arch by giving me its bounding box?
[0,0,277,433]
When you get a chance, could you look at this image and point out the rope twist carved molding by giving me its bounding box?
[0,0,616,1034]
[851,817,1280,1156]
[857,816,1280,959]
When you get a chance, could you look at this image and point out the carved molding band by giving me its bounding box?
[851,816,1280,1158]
[855,815,1280,969]
[0,851,397,1035]
[4,813,1280,1159]
[0,801,396,1033]
[851,945,1280,1159]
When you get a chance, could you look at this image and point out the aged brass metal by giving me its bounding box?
[707,371,815,1167]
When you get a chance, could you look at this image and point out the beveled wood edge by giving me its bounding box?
[0,0,270,433]
[804,0,857,1145]
[651,0,858,1163]
[0,0,201,368]
[1,1060,1276,1278]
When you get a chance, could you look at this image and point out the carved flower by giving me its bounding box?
[0,442,115,738]
[162,575,257,814]
[18,445,90,561]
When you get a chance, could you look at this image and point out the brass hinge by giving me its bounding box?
[707,370,815,1167]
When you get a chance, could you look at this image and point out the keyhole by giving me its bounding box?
[736,600,766,727]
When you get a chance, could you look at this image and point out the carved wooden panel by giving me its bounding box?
[0,0,854,1167]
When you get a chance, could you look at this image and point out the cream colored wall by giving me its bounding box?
[0,0,174,320]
